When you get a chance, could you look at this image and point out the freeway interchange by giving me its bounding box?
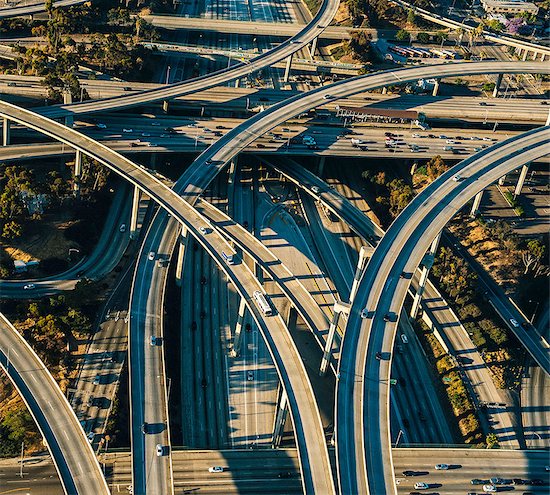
[0,0,549,493]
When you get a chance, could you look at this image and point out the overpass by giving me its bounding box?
[0,100,336,495]
[0,314,109,495]
[337,126,550,495]
[0,0,85,19]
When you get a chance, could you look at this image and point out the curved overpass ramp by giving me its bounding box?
[0,314,109,495]
[0,100,334,495]
[0,0,85,19]
[338,126,550,495]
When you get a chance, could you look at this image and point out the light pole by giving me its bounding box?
[19,442,24,478]
[165,65,171,85]
[530,431,541,447]
[167,377,172,401]
[395,429,404,447]
[529,300,540,324]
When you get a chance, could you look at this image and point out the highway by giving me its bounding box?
[0,101,335,494]
[0,0,85,18]
[337,127,550,495]
[1,61,548,494]
[0,314,109,495]
[34,0,340,118]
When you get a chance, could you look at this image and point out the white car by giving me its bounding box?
[452,175,462,182]
[509,318,519,328]
[311,186,320,193]
[87,432,95,443]
[483,485,497,493]
[122,128,133,133]
[96,123,107,129]
[414,482,429,490]
[247,371,254,381]
[400,334,408,344]
[435,463,449,470]
[412,133,421,138]
[23,284,35,290]
[208,466,224,473]
[199,226,207,234]
[360,308,369,319]
[323,94,332,99]
[148,251,155,261]
[119,224,126,233]
[156,444,166,456]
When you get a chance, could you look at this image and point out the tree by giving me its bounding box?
[407,8,416,26]
[522,239,545,274]
[486,432,499,449]
[416,31,431,44]
[395,29,410,42]
[388,179,414,216]
[2,220,22,240]
[425,155,448,181]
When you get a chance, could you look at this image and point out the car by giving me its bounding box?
[93,375,101,385]
[414,482,429,490]
[256,143,266,148]
[323,94,332,100]
[208,466,224,473]
[546,466,550,471]
[148,251,155,261]
[156,444,167,456]
[509,318,519,328]
[122,128,133,133]
[471,479,486,485]
[479,101,487,106]
[396,344,404,354]
[119,223,126,232]
[201,378,207,388]
[23,284,35,290]
[512,478,524,485]
[150,336,157,346]
[383,314,391,322]
[200,310,206,320]
[402,470,416,476]
[278,471,293,478]
[199,226,207,234]
[147,143,158,147]
[435,464,449,470]
[418,410,426,421]
[96,123,107,129]
[200,276,207,285]
[215,125,226,130]
[483,485,497,493]
[400,334,408,344]
[141,422,149,434]
[191,321,197,331]
[528,479,544,486]
[123,86,132,91]
[452,175,462,182]
[446,139,456,144]
[360,308,370,319]
[444,146,453,151]
[87,432,95,442]
[311,186,320,194]
[141,132,150,137]
[482,137,492,141]
[247,371,254,381]
[87,396,95,407]
[412,133,421,138]
[375,352,382,360]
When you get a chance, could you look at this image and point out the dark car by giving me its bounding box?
[243,220,249,228]
[375,352,382,360]
[403,470,416,476]
[201,378,207,388]
[528,479,544,486]
[256,143,266,148]
[403,418,410,428]
[512,478,524,485]
[245,323,252,332]
[278,472,292,478]
[200,310,206,320]
[200,276,207,285]
[191,321,197,331]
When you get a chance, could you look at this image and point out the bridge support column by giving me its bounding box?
[73,149,82,196]
[546,109,550,126]
[310,36,318,58]
[319,300,350,376]
[513,164,529,199]
[498,175,507,186]
[317,156,326,177]
[541,53,546,62]
[63,90,74,127]
[492,73,503,98]
[350,245,373,305]
[410,231,441,319]
[2,118,10,146]
[175,225,188,286]
[230,297,247,357]
[470,190,483,218]
[272,389,288,447]
[381,86,388,94]
[162,100,169,113]
[130,186,141,239]
[283,54,293,83]
[432,78,440,97]
[522,50,529,61]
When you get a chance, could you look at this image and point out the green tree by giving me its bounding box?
[2,220,22,240]
[416,31,431,44]
[395,29,410,42]
[486,432,499,448]
[425,155,448,181]
[407,8,416,26]
[387,179,414,216]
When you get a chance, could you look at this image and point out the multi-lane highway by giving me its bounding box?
[0,0,86,18]
[337,127,550,495]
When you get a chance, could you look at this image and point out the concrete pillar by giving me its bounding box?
[498,175,506,186]
[227,157,238,217]
[349,246,373,305]
[130,186,141,239]
[319,311,341,377]
[162,100,169,113]
[532,51,537,61]
[541,53,546,63]
[515,47,521,57]
[409,233,440,319]
[149,153,157,170]
[522,50,529,62]
[310,36,318,58]
[492,73,503,98]
[283,54,293,84]
[2,118,10,146]
[272,389,288,447]
[381,86,388,95]
[317,156,326,177]
[470,190,483,218]
[546,109,550,126]
[63,90,73,128]
[230,297,247,357]
[513,164,529,198]
[73,149,82,196]
[432,79,440,97]
[319,300,350,376]
[175,225,188,286]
